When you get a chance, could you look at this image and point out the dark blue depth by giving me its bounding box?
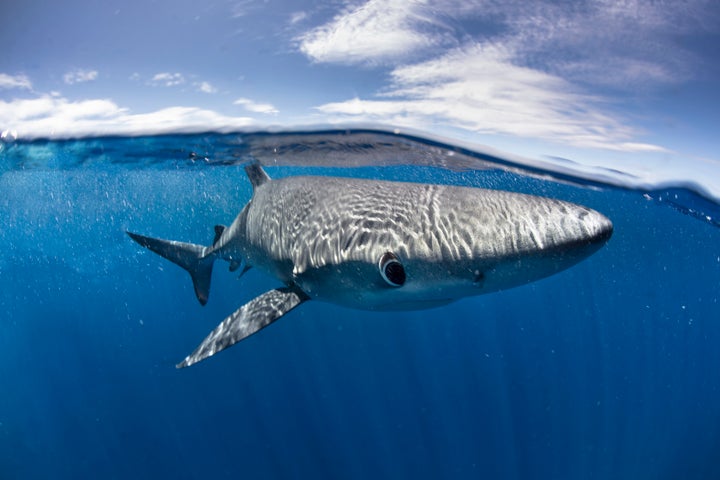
[1,135,719,479]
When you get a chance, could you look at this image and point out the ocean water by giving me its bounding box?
[1,130,719,479]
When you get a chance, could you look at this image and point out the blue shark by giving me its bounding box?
[128,164,612,367]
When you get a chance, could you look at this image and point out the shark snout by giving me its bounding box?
[550,206,613,258]
[580,208,613,246]
[480,203,613,294]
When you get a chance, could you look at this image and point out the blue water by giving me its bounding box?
[1,131,719,479]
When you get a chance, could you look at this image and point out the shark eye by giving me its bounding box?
[379,252,405,287]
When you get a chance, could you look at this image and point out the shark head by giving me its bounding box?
[249,175,613,311]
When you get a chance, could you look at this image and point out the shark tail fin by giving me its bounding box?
[127,231,214,306]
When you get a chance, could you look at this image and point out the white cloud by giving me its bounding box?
[298,0,449,65]
[0,95,256,139]
[289,11,308,25]
[0,73,32,90]
[490,0,711,89]
[149,72,185,87]
[298,0,718,150]
[196,81,217,94]
[63,69,98,85]
[234,97,278,115]
[314,44,665,152]
[231,0,262,18]
[298,0,712,83]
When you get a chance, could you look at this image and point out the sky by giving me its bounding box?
[1,0,720,194]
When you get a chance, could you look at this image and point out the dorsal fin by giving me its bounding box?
[244,163,270,189]
[213,225,226,246]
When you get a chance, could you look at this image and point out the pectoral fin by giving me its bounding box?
[177,286,308,368]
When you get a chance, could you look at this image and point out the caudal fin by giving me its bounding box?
[127,231,214,305]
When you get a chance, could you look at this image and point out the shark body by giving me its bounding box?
[128,164,612,367]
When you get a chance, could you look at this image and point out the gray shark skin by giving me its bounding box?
[128,164,612,368]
